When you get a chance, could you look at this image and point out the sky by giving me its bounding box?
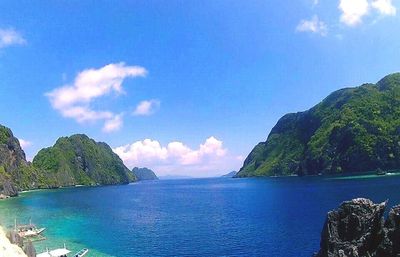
[0,0,400,177]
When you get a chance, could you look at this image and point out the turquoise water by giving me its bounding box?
[1,176,400,257]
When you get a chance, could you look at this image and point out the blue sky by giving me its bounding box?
[0,0,400,177]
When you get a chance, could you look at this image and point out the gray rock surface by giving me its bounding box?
[314,198,400,257]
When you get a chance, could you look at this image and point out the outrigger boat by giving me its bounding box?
[14,219,46,242]
[74,248,89,257]
[37,244,89,257]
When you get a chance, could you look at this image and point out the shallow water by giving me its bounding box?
[1,176,400,257]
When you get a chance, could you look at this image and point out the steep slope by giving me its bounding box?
[0,125,42,197]
[132,167,158,181]
[33,134,136,187]
[221,171,237,178]
[237,73,400,177]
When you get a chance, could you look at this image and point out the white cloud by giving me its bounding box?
[113,137,241,177]
[296,16,328,36]
[339,0,370,26]
[0,28,26,48]
[18,139,32,150]
[102,114,123,133]
[133,99,160,116]
[46,62,147,132]
[371,0,396,15]
[339,0,396,26]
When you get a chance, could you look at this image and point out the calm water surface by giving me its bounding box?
[1,176,400,257]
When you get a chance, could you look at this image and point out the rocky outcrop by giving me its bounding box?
[314,198,400,257]
[0,180,18,197]
[132,167,158,181]
[0,124,44,196]
[23,241,36,257]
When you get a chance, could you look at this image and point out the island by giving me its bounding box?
[237,73,400,178]
[0,126,136,198]
[131,167,158,181]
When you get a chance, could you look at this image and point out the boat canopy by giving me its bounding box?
[37,248,71,257]
[50,248,71,256]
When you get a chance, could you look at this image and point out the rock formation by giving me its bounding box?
[0,125,40,197]
[131,167,158,181]
[314,198,400,257]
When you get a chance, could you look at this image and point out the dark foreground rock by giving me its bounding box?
[314,198,400,257]
[24,240,36,257]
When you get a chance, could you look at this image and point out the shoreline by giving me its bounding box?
[0,225,28,257]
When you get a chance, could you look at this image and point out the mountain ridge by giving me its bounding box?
[237,73,400,177]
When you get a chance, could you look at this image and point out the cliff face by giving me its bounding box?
[237,73,400,177]
[33,134,136,187]
[0,125,40,197]
[314,198,400,257]
[132,167,158,181]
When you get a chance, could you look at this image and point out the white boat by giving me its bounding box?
[74,248,89,257]
[18,226,46,237]
[15,219,46,240]
[37,247,71,257]
[38,245,89,257]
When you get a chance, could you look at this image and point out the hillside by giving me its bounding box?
[33,134,136,187]
[132,167,158,181]
[0,125,45,197]
[237,73,400,177]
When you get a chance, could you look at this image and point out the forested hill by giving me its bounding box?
[237,73,400,177]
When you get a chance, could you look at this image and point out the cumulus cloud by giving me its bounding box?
[339,0,396,26]
[46,63,147,132]
[133,99,160,116]
[113,137,242,177]
[18,139,32,150]
[372,0,396,15]
[296,16,328,36]
[0,28,26,48]
[339,0,370,26]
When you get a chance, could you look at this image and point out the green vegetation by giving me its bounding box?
[237,73,400,177]
[132,167,158,180]
[0,124,137,197]
[0,125,12,145]
[33,134,136,186]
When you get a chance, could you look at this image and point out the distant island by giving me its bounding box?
[132,167,158,181]
[0,126,136,198]
[221,171,237,178]
[237,73,400,177]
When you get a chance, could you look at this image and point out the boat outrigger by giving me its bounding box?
[74,248,89,257]
[15,219,46,242]
[37,244,89,257]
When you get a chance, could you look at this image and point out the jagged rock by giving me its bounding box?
[2,179,18,196]
[314,198,400,257]
[0,124,40,196]
[376,205,400,257]
[6,230,23,247]
[24,240,36,257]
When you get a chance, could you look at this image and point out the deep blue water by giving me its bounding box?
[1,176,400,257]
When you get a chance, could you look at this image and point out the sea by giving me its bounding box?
[1,175,400,257]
